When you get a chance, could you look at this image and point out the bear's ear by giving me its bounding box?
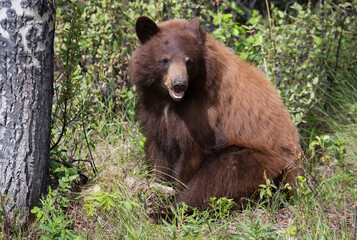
[185,17,201,37]
[136,16,160,44]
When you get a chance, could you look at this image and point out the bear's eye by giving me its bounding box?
[186,58,193,69]
[162,57,169,66]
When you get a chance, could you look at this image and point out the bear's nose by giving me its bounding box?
[173,80,187,92]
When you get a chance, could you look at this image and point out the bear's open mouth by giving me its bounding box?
[169,89,185,101]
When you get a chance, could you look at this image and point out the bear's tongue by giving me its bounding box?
[170,89,185,101]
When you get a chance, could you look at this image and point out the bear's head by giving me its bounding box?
[129,17,205,101]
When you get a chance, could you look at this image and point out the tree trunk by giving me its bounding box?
[0,0,54,223]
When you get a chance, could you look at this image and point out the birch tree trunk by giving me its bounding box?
[0,0,54,223]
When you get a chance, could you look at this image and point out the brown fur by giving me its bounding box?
[129,17,300,209]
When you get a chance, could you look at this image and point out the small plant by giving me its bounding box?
[162,203,212,239]
[296,175,309,196]
[0,193,13,238]
[309,135,333,160]
[258,171,277,208]
[233,217,278,240]
[31,166,84,239]
[160,198,236,239]
[83,185,140,218]
[278,225,297,239]
[82,182,143,238]
[161,203,192,239]
[209,197,235,220]
[309,134,351,178]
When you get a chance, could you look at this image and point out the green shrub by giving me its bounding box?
[31,167,84,239]
[257,1,356,129]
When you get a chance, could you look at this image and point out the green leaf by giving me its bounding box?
[236,223,254,235]
[232,28,239,36]
[231,234,249,240]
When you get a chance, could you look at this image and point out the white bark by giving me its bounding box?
[0,0,54,222]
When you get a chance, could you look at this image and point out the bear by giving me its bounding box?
[129,16,301,210]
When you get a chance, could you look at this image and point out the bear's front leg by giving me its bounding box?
[177,146,296,209]
[146,140,176,183]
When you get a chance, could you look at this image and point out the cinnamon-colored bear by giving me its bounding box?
[129,16,300,209]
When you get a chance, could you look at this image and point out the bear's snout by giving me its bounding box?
[173,80,187,93]
[169,79,187,101]
[166,63,188,101]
